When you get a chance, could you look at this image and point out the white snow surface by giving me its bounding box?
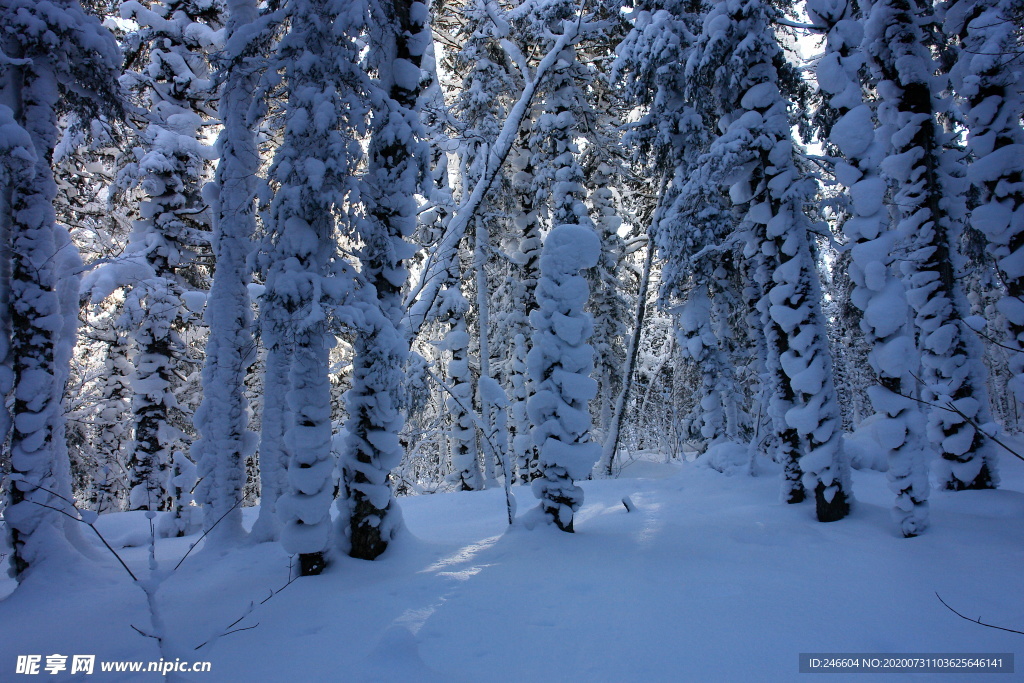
[2,449,1023,681]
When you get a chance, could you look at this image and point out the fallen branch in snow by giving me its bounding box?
[404,16,590,340]
[936,592,1024,636]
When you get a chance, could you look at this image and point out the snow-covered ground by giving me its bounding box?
[2,448,1022,681]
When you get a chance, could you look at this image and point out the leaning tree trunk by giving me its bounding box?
[598,177,667,477]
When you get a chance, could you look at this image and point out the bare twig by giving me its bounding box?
[936,593,1024,636]
[130,625,160,640]
[194,558,300,650]
[422,366,507,476]
[877,378,1024,464]
[13,481,139,582]
[955,317,1024,355]
[173,497,245,570]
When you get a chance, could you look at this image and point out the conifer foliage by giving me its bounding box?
[8,0,1024,584]
[117,0,222,517]
[809,0,930,535]
[946,0,1024,411]
[263,0,365,575]
[191,0,263,544]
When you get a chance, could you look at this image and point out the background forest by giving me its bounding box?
[1,0,1023,583]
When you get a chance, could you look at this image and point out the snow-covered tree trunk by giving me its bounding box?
[404,18,583,489]
[264,0,364,575]
[678,288,730,448]
[528,226,602,531]
[443,307,481,490]
[613,0,750,465]
[509,330,532,479]
[119,0,221,514]
[946,0,1024,413]
[1,0,120,579]
[343,0,429,561]
[764,172,851,520]
[0,121,12,461]
[407,167,478,491]
[510,127,543,482]
[865,0,998,491]
[809,0,929,535]
[710,267,743,442]
[597,184,663,477]
[445,0,515,488]
[474,214,509,486]
[688,0,851,520]
[251,342,289,542]
[192,0,261,544]
[746,248,802,497]
[522,3,598,483]
[480,376,513,521]
[7,164,76,573]
[90,322,132,513]
[587,162,627,441]
[124,288,178,512]
[739,252,775,469]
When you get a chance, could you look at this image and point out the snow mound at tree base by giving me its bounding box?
[844,415,891,471]
[694,441,751,475]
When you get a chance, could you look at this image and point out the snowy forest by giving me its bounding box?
[1,0,1023,678]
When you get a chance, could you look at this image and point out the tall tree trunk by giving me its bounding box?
[811,0,930,535]
[865,0,998,491]
[193,0,261,544]
[344,0,429,560]
[251,343,290,542]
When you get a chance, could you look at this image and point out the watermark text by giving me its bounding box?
[16,655,212,676]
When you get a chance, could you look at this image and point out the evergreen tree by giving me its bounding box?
[88,312,133,513]
[946,0,1024,414]
[263,0,365,575]
[250,336,290,542]
[343,0,430,560]
[687,0,852,520]
[193,0,267,543]
[1,0,120,579]
[509,119,544,482]
[51,119,136,513]
[439,292,482,490]
[864,0,998,490]
[528,225,602,531]
[586,161,629,442]
[809,0,929,535]
[118,0,223,514]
